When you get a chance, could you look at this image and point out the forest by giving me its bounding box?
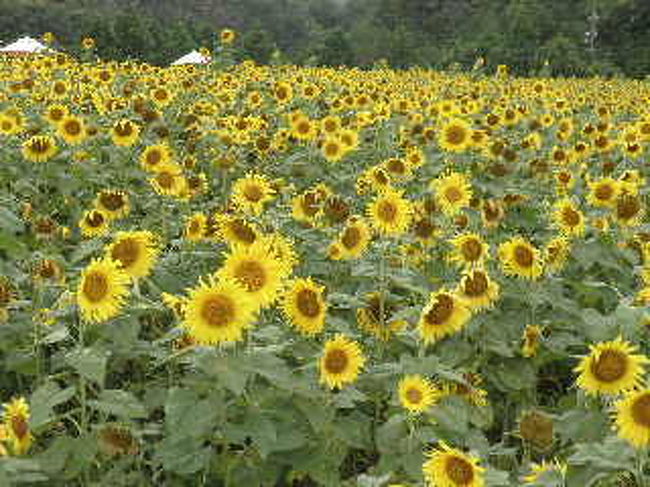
[0,0,648,76]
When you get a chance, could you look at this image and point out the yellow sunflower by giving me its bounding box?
[543,236,571,274]
[448,233,490,268]
[282,278,327,336]
[2,397,32,455]
[522,325,544,358]
[587,177,620,208]
[217,240,290,309]
[615,193,644,227]
[149,165,188,198]
[430,172,473,216]
[220,28,237,45]
[422,442,485,487]
[418,289,472,344]
[356,292,407,340]
[319,334,365,390]
[57,114,87,145]
[94,189,130,220]
[111,119,141,147]
[614,388,650,448]
[456,269,500,310]
[22,135,58,163]
[321,137,347,163]
[438,117,472,152]
[79,209,110,238]
[398,375,438,414]
[574,337,649,396]
[551,198,585,238]
[182,276,257,345]
[140,143,173,173]
[184,213,207,242]
[336,217,373,260]
[77,258,130,323]
[105,231,159,280]
[367,188,413,236]
[216,214,260,247]
[498,236,543,280]
[231,173,276,215]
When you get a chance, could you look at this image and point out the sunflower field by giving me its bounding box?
[0,37,649,487]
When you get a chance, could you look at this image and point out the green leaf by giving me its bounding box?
[556,408,609,443]
[0,207,24,233]
[65,347,108,385]
[89,390,147,419]
[30,381,76,429]
[155,436,210,475]
[568,436,635,471]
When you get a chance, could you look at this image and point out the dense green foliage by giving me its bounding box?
[0,0,649,75]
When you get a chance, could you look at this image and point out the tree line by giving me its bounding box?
[0,0,648,77]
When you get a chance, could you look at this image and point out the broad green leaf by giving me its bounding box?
[89,390,147,419]
[65,347,108,385]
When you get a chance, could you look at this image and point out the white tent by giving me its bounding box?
[0,36,51,55]
[171,50,211,66]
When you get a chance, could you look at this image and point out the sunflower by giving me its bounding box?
[522,324,544,358]
[105,231,159,280]
[438,117,472,152]
[319,334,365,390]
[149,165,188,198]
[184,213,207,242]
[182,276,257,345]
[551,198,585,238]
[448,233,489,268]
[418,289,472,344]
[216,214,260,247]
[231,173,276,216]
[79,209,110,238]
[2,397,32,455]
[33,258,65,284]
[422,442,485,487]
[544,236,571,274]
[498,236,543,280]
[22,135,58,163]
[614,388,650,448]
[321,137,346,162]
[94,189,130,220]
[430,172,473,216]
[111,119,140,147]
[290,116,319,141]
[282,278,327,336]
[140,143,173,173]
[587,177,620,208]
[518,410,555,451]
[82,36,96,49]
[57,114,87,145]
[220,28,237,45]
[522,459,567,485]
[615,193,644,227]
[44,103,68,125]
[337,217,372,260]
[575,337,649,396]
[456,269,500,310]
[259,233,300,273]
[77,258,130,323]
[398,375,438,414]
[356,291,407,340]
[367,188,413,236]
[217,240,290,309]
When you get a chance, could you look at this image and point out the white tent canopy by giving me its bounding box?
[0,36,51,54]
[171,50,211,66]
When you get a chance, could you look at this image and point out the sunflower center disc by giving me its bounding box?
[83,272,109,303]
[111,239,141,269]
[631,394,650,428]
[243,184,264,202]
[617,195,640,220]
[463,272,488,297]
[296,289,321,318]
[591,350,627,383]
[461,239,483,261]
[445,455,474,485]
[341,226,362,249]
[514,245,534,267]
[10,415,29,440]
[235,261,266,291]
[405,387,423,405]
[378,200,398,223]
[444,187,463,203]
[201,295,234,328]
[324,349,348,374]
[425,294,454,326]
[562,207,581,227]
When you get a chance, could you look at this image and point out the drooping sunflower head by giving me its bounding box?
[521,324,544,358]
[2,397,32,456]
[79,209,110,238]
[398,374,438,414]
[22,135,58,163]
[575,337,649,396]
[182,276,257,345]
[282,278,327,336]
[422,442,485,487]
[76,258,130,323]
[367,188,413,236]
[544,236,571,274]
[319,334,365,390]
[105,231,160,280]
[95,189,130,220]
[356,291,407,340]
[33,259,64,284]
[615,193,644,227]
[98,424,139,457]
[418,289,472,345]
[430,172,473,216]
[456,268,500,310]
[518,410,555,451]
[614,388,650,448]
[216,213,260,247]
[498,236,544,280]
[231,173,276,216]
